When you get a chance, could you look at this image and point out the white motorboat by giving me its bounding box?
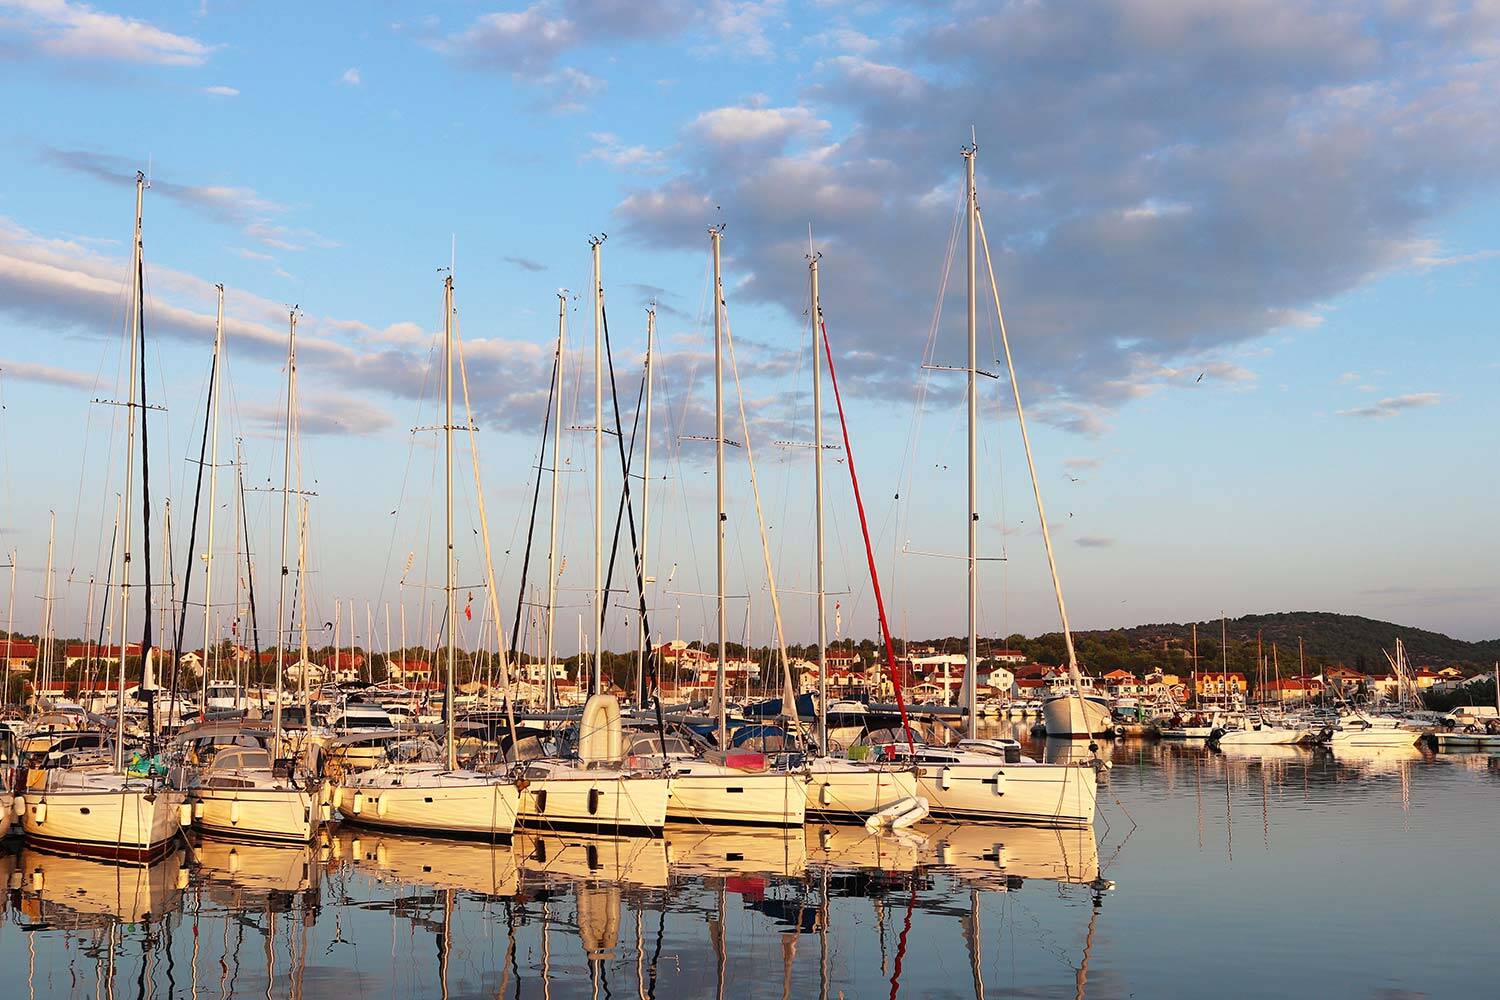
[1326,718,1420,748]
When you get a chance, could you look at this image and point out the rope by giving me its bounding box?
[508,351,559,663]
[818,317,914,754]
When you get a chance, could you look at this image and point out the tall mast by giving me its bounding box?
[711,226,727,747]
[974,142,1084,709]
[443,273,457,771]
[964,144,979,741]
[5,549,15,710]
[591,237,605,697]
[636,306,655,703]
[40,513,55,709]
[810,252,828,753]
[271,309,296,761]
[1221,614,1228,706]
[200,285,225,719]
[545,292,565,713]
[114,171,145,771]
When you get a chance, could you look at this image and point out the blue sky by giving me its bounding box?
[0,1,1496,656]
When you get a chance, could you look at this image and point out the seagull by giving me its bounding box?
[1067,475,1081,483]
[1195,372,1205,383]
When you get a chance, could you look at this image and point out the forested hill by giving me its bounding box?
[1033,611,1500,677]
[961,611,1500,678]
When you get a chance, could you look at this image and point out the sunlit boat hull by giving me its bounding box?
[1217,727,1304,746]
[914,761,1097,827]
[336,767,520,838]
[666,764,807,827]
[800,758,918,821]
[21,780,185,863]
[515,764,670,835]
[1042,695,1114,737]
[191,784,325,842]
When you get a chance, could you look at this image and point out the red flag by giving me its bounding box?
[464,592,474,621]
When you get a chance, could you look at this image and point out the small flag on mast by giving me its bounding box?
[464,592,474,621]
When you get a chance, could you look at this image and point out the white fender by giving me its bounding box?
[230,800,241,825]
[351,791,364,815]
[889,796,929,830]
[12,795,25,817]
[939,767,953,791]
[192,799,205,821]
[179,803,193,827]
[819,783,832,807]
[320,802,333,823]
[375,793,388,818]
[992,770,1006,796]
[31,800,46,825]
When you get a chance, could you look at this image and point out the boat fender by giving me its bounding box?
[889,796,929,830]
[179,803,193,827]
[939,767,953,791]
[31,800,45,825]
[12,795,24,817]
[375,793,388,818]
[193,799,205,821]
[320,803,333,823]
[230,801,241,825]
[991,770,1006,796]
[819,783,832,807]
[351,791,364,816]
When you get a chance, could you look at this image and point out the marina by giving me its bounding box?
[0,728,1496,998]
[3,3,1498,998]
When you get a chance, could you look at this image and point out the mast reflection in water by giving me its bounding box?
[5,737,1497,998]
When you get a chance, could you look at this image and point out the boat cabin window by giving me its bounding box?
[210,749,272,772]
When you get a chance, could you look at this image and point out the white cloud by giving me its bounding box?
[687,105,828,148]
[585,132,668,173]
[1336,393,1441,419]
[0,358,94,389]
[201,84,238,97]
[340,66,361,86]
[0,0,215,66]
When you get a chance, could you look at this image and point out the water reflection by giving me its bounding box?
[6,729,1498,998]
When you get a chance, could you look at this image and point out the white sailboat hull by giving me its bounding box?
[517,768,670,835]
[22,780,184,862]
[800,759,918,821]
[914,761,1097,826]
[192,784,324,843]
[666,765,806,827]
[1217,727,1304,746]
[336,769,519,838]
[1042,695,1113,737]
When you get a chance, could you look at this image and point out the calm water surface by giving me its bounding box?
[3,732,1496,999]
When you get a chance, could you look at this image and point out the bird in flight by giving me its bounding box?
[1195,372,1205,383]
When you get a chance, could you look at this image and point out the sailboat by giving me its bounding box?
[654,226,806,828]
[180,301,326,842]
[20,171,186,862]
[797,248,918,822]
[841,141,1099,826]
[513,238,671,835]
[335,273,521,838]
